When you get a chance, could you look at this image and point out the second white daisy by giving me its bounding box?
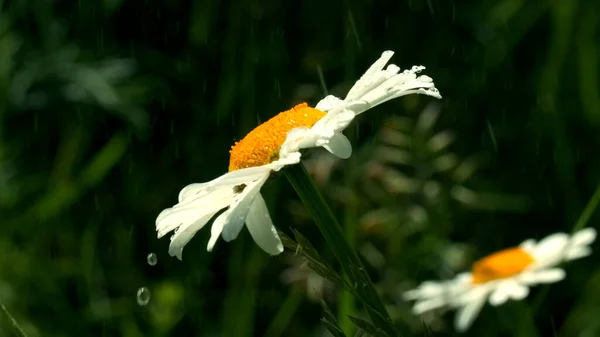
[403,228,597,332]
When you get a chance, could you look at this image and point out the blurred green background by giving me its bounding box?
[1,0,599,336]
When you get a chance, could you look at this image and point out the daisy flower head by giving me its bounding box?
[156,51,441,260]
[403,228,596,332]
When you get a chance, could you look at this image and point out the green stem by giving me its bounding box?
[339,198,356,336]
[284,164,398,337]
[338,13,357,335]
[338,112,357,336]
[0,299,27,337]
[338,194,357,336]
[338,287,355,336]
[571,183,600,232]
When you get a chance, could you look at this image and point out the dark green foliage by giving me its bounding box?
[349,316,388,337]
[278,229,348,289]
[1,0,600,336]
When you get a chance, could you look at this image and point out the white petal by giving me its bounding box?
[168,210,221,260]
[178,182,211,203]
[413,297,446,314]
[346,74,391,112]
[489,285,510,306]
[403,281,445,300]
[269,151,302,170]
[245,193,283,255]
[531,233,570,268]
[207,210,229,251]
[509,283,529,301]
[221,174,269,242]
[455,272,475,284]
[455,287,488,332]
[328,110,356,133]
[177,166,271,203]
[315,95,345,112]
[565,228,597,261]
[565,247,592,260]
[525,268,566,284]
[489,280,529,306]
[571,227,597,246]
[364,51,395,77]
[385,64,400,76]
[403,289,423,301]
[323,132,352,159]
[279,127,319,155]
[311,110,356,136]
[359,70,416,103]
[417,281,447,297]
[348,65,441,116]
[283,109,355,155]
[156,186,233,238]
[345,51,395,101]
[519,239,536,254]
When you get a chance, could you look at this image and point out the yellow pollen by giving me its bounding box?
[471,247,534,284]
[228,103,327,172]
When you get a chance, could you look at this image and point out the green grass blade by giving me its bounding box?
[283,164,399,337]
[0,299,27,337]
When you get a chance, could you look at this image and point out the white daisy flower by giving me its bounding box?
[403,228,597,332]
[156,51,441,259]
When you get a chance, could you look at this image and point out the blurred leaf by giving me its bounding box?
[320,299,347,337]
[148,282,185,332]
[278,229,349,291]
[559,269,600,337]
[22,131,128,222]
[0,25,20,84]
[348,316,388,337]
[576,3,600,127]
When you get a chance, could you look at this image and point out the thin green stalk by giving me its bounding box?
[284,164,399,337]
[532,182,600,311]
[338,194,357,336]
[338,9,358,336]
[571,183,600,232]
[0,299,27,337]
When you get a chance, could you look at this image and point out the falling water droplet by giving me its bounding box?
[136,287,151,306]
[147,253,157,266]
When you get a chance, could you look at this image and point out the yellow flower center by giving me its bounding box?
[228,103,327,172]
[471,247,534,284]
